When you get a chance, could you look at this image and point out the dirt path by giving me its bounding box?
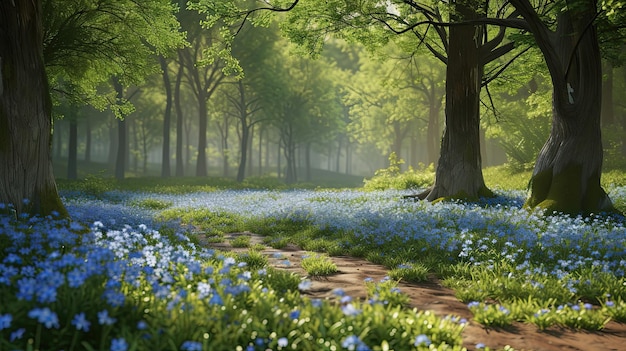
[206,233,626,351]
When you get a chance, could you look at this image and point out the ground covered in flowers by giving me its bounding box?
[1,187,625,350]
[211,232,626,351]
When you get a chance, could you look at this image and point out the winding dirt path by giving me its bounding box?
[206,233,626,351]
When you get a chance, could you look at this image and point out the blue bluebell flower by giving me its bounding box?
[414,334,431,346]
[181,340,203,351]
[97,310,117,326]
[0,313,11,330]
[71,312,91,332]
[110,337,128,351]
[28,307,59,329]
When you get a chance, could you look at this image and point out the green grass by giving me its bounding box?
[230,235,252,248]
[300,254,339,276]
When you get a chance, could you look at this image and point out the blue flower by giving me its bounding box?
[289,310,301,320]
[298,280,312,290]
[0,313,11,330]
[10,328,25,342]
[342,303,362,316]
[137,320,148,330]
[181,340,203,351]
[467,301,480,309]
[71,312,91,332]
[110,337,128,351]
[342,335,371,350]
[16,277,37,301]
[414,334,431,346]
[476,343,486,349]
[97,310,117,326]
[28,307,59,329]
[209,293,223,306]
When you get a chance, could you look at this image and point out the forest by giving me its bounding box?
[2,0,625,216]
[3,2,626,351]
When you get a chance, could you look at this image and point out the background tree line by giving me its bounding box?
[1,0,625,215]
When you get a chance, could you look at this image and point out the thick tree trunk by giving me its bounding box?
[524,3,613,214]
[420,2,491,201]
[0,0,66,216]
[159,55,172,178]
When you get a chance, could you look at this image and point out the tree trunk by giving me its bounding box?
[85,115,91,163]
[67,115,78,180]
[237,123,249,182]
[175,50,185,176]
[258,127,263,175]
[115,119,126,180]
[305,142,312,182]
[247,125,254,177]
[0,0,66,216]
[112,79,126,180]
[426,81,442,166]
[420,2,491,201]
[159,55,172,177]
[523,1,613,214]
[107,118,116,167]
[196,93,208,177]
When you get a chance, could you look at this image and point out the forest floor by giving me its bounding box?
[206,232,626,351]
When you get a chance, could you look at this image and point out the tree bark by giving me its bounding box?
[159,55,172,178]
[112,78,126,180]
[85,115,91,163]
[0,0,66,216]
[420,1,491,201]
[67,115,78,180]
[514,0,615,214]
[175,50,185,176]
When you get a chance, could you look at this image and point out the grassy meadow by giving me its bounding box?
[1,165,625,351]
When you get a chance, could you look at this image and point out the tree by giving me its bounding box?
[510,0,622,214]
[43,0,185,180]
[345,53,416,161]
[235,0,525,199]
[0,0,66,216]
[159,55,174,177]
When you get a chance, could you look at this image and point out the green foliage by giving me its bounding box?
[363,153,434,191]
[43,0,186,109]
[157,208,244,236]
[300,254,339,276]
[129,198,173,210]
[365,278,410,307]
[230,235,252,248]
[261,267,302,294]
[388,263,430,283]
[237,250,269,270]
[482,166,532,191]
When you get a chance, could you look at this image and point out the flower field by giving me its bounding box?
[1,185,625,350]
